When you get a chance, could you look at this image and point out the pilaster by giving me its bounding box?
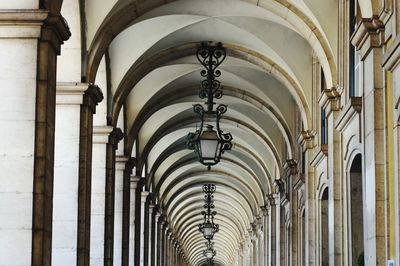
[352,15,387,266]
[113,155,129,266]
[128,176,141,264]
[121,158,136,266]
[52,83,87,264]
[104,127,123,266]
[139,190,150,266]
[77,85,103,266]
[32,12,71,266]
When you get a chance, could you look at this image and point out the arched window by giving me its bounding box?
[349,154,364,265]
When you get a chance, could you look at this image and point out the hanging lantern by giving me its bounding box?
[198,184,219,240]
[187,42,233,170]
[203,241,216,259]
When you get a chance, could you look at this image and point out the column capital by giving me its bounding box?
[41,13,71,54]
[260,205,269,216]
[108,127,123,149]
[124,157,136,175]
[130,176,141,189]
[318,86,341,114]
[140,191,150,203]
[267,193,279,206]
[351,16,385,60]
[83,85,103,113]
[273,179,285,194]
[148,204,155,215]
[284,159,298,175]
[297,130,315,150]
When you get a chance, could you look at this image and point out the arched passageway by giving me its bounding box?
[1,0,400,265]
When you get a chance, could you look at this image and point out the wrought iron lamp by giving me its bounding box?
[198,184,219,240]
[187,42,233,170]
[203,240,216,259]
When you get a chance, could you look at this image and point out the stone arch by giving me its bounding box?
[85,0,338,93]
[346,152,364,265]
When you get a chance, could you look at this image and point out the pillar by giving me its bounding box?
[319,82,342,265]
[298,130,316,266]
[159,220,166,266]
[285,159,299,266]
[140,191,150,266]
[351,17,386,265]
[129,176,141,265]
[152,208,161,266]
[52,83,86,264]
[268,193,280,266]
[261,206,270,266]
[90,125,113,264]
[113,156,129,265]
[145,202,155,266]
[77,85,103,265]
[104,128,123,265]
[134,179,145,265]
[280,207,286,266]
[0,9,69,265]
[121,158,135,266]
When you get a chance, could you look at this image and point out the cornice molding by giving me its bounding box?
[335,97,362,132]
[310,144,328,167]
[93,125,113,144]
[318,87,340,114]
[351,16,385,60]
[0,10,48,38]
[56,82,88,105]
[297,130,315,150]
[382,35,400,71]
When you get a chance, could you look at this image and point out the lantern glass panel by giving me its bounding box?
[205,250,214,258]
[203,223,213,238]
[200,139,219,159]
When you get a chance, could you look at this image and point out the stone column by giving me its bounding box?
[284,159,299,266]
[166,230,172,266]
[52,83,86,264]
[76,85,103,266]
[152,208,161,266]
[134,179,145,265]
[113,156,129,265]
[0,10,69,265]
[103,128,123,266]
[298,130,316,266]
[140,191,150,266]
[261,206,270,266]
[280,207,286,266]
[383,31,400,266]
[121,158,135,266]
[129,176,141,265]
[351,17,386,265]
[319,84,342,265]
[145,202,155,266]
[256,215,263,266]
[90,125,113,264]
[159,220,167,266]
[268,193,280,266]
[34,14,71,266]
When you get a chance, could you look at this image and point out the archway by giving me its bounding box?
[349,154,364,265]
[320,188,329,266]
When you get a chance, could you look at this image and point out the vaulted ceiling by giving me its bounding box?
[62,0,339,264]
